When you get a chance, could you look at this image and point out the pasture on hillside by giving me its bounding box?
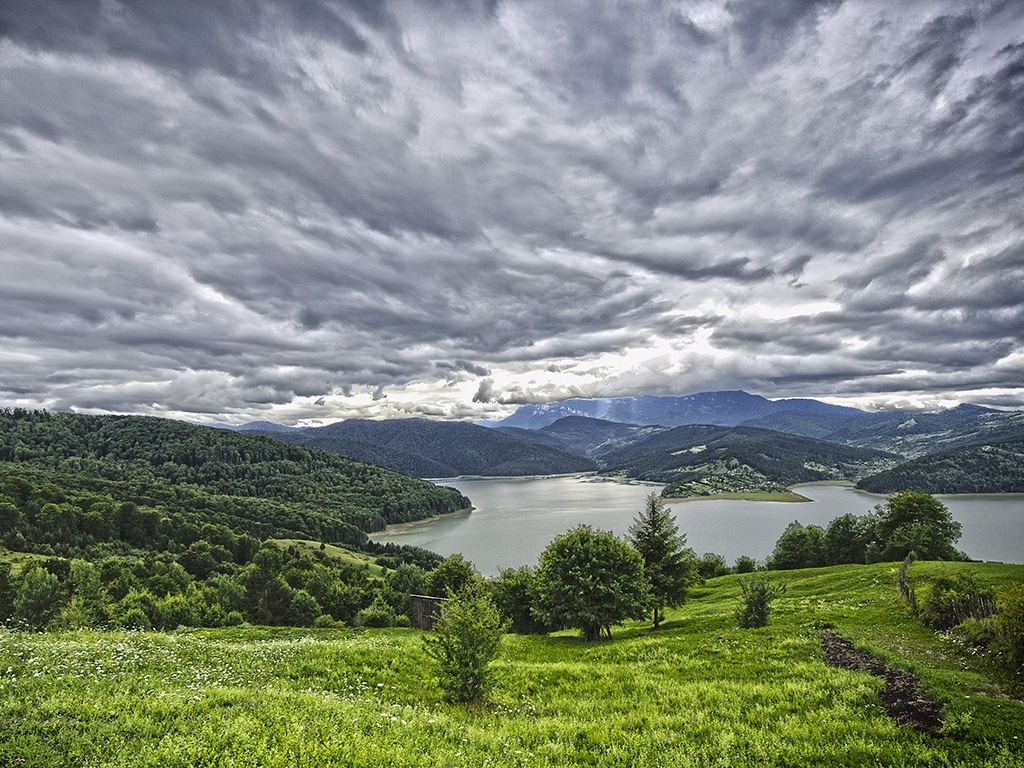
[2,561,1023,767]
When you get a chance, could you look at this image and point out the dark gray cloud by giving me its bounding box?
[1,0,1022,423]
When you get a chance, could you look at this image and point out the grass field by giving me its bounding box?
[2,561,1023,767]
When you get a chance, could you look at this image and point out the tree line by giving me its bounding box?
[0,409,470,536]
[767,490,965,570]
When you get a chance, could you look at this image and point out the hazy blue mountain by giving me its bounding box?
[228,391,1024,491]
[738,410,903,441]
[497,416,665,458]
[482,390,864,430]
[203,420,298,433]
[245,418,597,478]
[235,420,299,433]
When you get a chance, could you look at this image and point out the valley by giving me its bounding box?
[234,391,1024,498]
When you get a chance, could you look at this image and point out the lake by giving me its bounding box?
[371,477,1024,576]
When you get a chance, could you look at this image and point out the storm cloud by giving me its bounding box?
[1,0,1022,424]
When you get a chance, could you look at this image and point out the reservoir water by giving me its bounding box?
[371,477,1024,576]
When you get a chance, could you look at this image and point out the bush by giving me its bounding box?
[356,595,399,628]
[734,556,758,574]
[13,565,64,630]
[993,583,1024,675]
[697,552,730,581]
[735,576,786,629]
[918,574,995,631]
[952,617,995,650]
[423,586,508,703]
[490,566,548,634]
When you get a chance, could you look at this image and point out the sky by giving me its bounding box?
[1,0,1022,426]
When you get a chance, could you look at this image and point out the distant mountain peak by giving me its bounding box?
[484,391,861,430]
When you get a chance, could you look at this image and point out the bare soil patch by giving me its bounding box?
[821,630,944,736]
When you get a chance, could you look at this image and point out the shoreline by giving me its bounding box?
[368,507,474,537]
[663,490,813,504]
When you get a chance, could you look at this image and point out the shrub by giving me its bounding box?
[735,576,786,629]
[356,595,399,628]
[768,522,824,570]
[423,586,507,703]
[993,583,1024,675]
[734,555,758,574]
[490,566,548,634]
[918,574,995,631]
[697,552,730,581]
[14,565,64,630]
[952,617,995,650]
[286,589,322,627]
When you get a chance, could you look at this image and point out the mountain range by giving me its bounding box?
[225,391,1024,495]
[475,390,863,430]
[231,418,596,478]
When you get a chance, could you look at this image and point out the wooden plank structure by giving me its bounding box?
[410,594,447,630]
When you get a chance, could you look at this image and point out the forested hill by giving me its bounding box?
[243,418,597,477]
[0,409,469,540]
[597,425,897,497]
[857,440,1024,494]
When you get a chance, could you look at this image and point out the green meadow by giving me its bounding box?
[2,561,1023,767]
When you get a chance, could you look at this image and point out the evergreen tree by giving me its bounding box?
[423,585,507,702]
[628,494,698,628]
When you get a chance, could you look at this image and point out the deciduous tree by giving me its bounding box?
[534,525,650,642]
[873,490,962,561]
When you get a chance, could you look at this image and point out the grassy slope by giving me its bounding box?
[270,539,387,578]
[2,562,1023,767]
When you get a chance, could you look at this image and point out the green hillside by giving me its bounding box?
[3,561,1022,766]
[833,405,1024,458]
[599,425,897,498]
[252,418,597,477]
[857,440,1024,494]
[0,409,469,539]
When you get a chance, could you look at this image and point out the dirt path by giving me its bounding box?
[821,630,944,736]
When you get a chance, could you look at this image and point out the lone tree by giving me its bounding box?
[628,494,698,628]
[735,575,786,629]
[534,525,650,642]
[423,585,508,703]
[872,490,962,561]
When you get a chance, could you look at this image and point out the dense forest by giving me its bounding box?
[857,440,1024,494]
[243,418,597,478]
[0,409,469,536]
[0,409,475,631]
